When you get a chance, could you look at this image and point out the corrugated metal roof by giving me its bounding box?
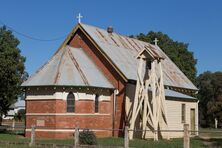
[22,46,114,88]
[165,89,196,100]
[22,23,197,91]
[9,99,25,109]
[81,24,197,90]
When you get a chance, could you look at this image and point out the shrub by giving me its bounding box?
[14,109,25,121]
[79,129,97,145]
[0,127,7,133]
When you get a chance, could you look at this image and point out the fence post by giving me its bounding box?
[29,125,36,147]
[75,127,79,147]
[215,118,218,129]
[124,126,129,148]
[183,124,190,148]
[12,119,15,131]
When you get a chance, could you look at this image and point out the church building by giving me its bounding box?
[22,23,198,139]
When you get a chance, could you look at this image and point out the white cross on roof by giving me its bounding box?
[77,13,83,23]
[154,38,159,46]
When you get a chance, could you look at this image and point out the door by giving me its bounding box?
[190,109,195,135]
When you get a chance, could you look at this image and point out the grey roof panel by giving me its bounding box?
[81,24,197,90]
[165,89,196,100]
[22,46,114,88]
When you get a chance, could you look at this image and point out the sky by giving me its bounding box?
[0,0,221,76]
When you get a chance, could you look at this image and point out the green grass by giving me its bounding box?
[97,137,205,148]
[36,139,73,145]
[130,138,204,148]
[0,132,219,148]
[97,137,124,146]
[0,133,29,142]
[0,133,74,147]
[199,128,222,138]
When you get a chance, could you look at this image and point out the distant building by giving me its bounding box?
[3,99,25,120]
[22,23,198,139]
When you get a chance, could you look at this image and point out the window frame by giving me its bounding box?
[181,104,186,123]
[66,92,75,113]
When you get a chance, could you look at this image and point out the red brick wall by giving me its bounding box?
[26,100,57,113]
[26,115,56,129]
[26,98,113,138]
[55,115,112,128]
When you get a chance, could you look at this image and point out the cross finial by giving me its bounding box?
[154,38,159,46]
[77,13,83,23]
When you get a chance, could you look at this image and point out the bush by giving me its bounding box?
[14,109,25,121]
[79,129,97,145]
[0,126,7,133]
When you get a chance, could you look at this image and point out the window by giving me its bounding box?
[95,94,99,113]
[67,92,75,112]
[181,104,186,123]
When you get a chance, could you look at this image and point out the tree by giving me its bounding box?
[14,109,25,121]
[130,31,197,83]
[197,71,222,127]
[0,26,26,125]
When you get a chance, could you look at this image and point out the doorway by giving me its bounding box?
[190,109,195,135]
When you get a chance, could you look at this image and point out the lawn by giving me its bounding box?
[98,137,205,148]
[1,128,222,148]
[199,128,222,138]
[0,133,207,148]
[0,133,73,146]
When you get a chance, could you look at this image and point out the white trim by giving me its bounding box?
[26,96,58,100]
[25,92,111,101]
[26,98,61,100]
[25,128,108,132]
[26,113,110,116]
[100,95,111,101]
[26,129,74,132]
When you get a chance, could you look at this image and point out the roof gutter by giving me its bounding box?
[20,85,115,91]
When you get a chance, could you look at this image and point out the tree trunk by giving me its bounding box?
[0,115,2,126]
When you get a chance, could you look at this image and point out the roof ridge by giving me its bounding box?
[53,46,67,84]
[80,23,156,47]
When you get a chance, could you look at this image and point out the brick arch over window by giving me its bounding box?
[67,92,75,112]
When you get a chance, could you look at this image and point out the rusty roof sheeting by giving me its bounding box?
[22,46,114,88]
[81,24,197,90]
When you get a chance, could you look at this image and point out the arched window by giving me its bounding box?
[95,94,99,113]
[67,92,75,112]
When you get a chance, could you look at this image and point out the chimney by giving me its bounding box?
[107,26,113,33]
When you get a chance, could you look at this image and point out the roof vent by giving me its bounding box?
[107,26,113,33]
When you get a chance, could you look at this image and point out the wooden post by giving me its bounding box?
[215,118,218,129]
[12,119,15,131]
[75,127,79,147]
[29,125,36,147]
[124,126,129,148]
[183,124,190,148]
[129,57,144,139]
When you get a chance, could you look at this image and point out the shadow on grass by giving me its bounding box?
[193,137,222,147]
[203,138,222,147]
[0,126,25,137]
